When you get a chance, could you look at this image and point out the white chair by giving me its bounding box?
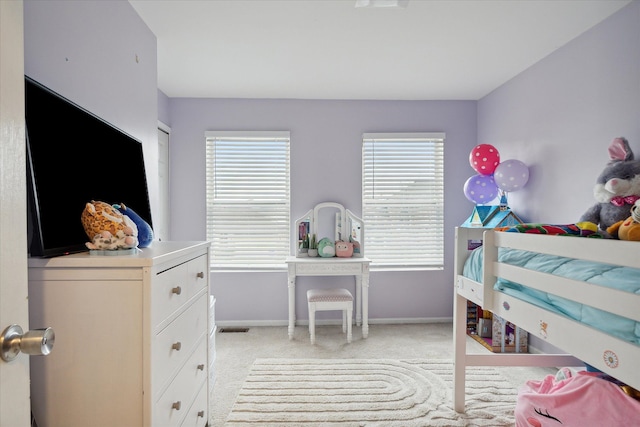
[307,288,353,344]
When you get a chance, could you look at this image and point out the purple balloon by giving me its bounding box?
[494,159,529,192]
[464,174,499,204]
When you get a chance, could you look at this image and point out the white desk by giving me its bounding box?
[285,256,371,340]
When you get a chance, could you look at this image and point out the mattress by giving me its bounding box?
[463,245,640,345]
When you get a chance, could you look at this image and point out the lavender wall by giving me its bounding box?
[478,1,640,224]
[168,99,477,324]
[23,0,160,221]
[169,1,639,325]
[22,0,639,329]
[158,89,171,126]
[478,1,639,352]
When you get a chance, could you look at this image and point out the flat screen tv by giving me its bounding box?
[25,76,153,257]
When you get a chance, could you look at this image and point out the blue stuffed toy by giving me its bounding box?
[114,203,154,248]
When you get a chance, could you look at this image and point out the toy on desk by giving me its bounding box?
[606,200,640,241]
[335,240,354,257]
[81,200,138,250]
[349,236,362,257]
[580,137,640,236]
[317,237,335,257]
[113,203,154,247]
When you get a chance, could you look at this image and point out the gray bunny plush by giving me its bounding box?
[579,137,640,237]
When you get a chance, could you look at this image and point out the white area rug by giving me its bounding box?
[225,358,518,426]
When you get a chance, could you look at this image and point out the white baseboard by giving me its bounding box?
[215,317,453,328]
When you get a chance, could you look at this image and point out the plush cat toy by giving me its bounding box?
[335,240,354,257]
[579,137,640,237]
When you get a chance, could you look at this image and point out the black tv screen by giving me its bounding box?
[25,76,153,257]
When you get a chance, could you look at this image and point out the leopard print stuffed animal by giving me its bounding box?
[81,200,138,250]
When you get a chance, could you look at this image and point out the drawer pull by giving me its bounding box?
[171,286,182,295]
[196,272,205,279]
[171,342,182,351]
[172,401,181,411]
[197,363,205,371]
[197,410,205,418]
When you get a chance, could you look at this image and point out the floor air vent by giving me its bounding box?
[219,327,250,333]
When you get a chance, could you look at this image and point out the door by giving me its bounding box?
[0,1,31,427]
[157,125,170,241]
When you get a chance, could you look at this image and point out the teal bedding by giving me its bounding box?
[463,246,640,345]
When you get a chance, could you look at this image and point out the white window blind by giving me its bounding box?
[205,131,290,269]
[362,133,445,269]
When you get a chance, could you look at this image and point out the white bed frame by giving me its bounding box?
[453,226,640,412]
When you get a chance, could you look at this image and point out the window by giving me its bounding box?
[205,131,290,269]
[362,133,445,269]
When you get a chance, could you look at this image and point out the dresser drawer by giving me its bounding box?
[296,262,363,275]
[188,256,208,297]
[154,337,208,427]
[153,255,208,327]
[153,293,208,397]
[180,379,208,427]
[27,242,211,427]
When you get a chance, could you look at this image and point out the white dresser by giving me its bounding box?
[28,241,212,427]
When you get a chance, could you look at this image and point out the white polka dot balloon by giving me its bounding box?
[469,144,500,175]
[494,159,529,192]
[463,174,499,204]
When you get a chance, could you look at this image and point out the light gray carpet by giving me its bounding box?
[211,323,557,426]
[226,358,518,426]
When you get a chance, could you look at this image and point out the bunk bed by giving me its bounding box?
[453,225,640,412]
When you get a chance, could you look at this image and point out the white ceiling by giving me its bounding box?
[129,0,631,100]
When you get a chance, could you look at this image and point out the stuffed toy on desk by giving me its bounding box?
[579,137,640,237]
[317,237,335,257]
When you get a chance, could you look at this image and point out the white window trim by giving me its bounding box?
[205,131,290,271]
[362,132,445,270]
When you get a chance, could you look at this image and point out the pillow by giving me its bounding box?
[515,372,640,426]
[496,221,602,237]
